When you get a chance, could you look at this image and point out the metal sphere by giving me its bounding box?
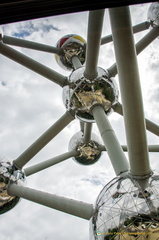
[55,34,86,71]
[68,131,102,165]
[63,67,118,122]
[0,157,26,214]
[90,171,159,240]
[147,2,159,28]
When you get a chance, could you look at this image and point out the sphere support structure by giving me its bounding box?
[0,2,159,240]
[109,6,151,176]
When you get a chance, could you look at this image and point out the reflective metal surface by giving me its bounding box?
[63,67,118,122]
[148,2,159,28]
[0,157,26,214]
[55,34,86,71]
[69,131,102,165]
[90,171,159,239]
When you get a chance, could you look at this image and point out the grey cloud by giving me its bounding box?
[12,23,60,38]
[81,174,108,186]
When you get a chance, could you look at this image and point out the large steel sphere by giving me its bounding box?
[69,131,102,165]
[63,67,118,122]
[55,34,86,71]
[90,171,159,240]
[147,2,159,28]
[0,157,26,214]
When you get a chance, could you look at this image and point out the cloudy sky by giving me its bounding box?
[0,2,159,240]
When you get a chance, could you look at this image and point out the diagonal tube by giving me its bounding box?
[136,27,159,55]
[109,6,151,176]
[2,35,63,55]
[13,111,75,169]
[113,102,159,136]
[100,145,159,152]
[101,21,150,45]
[92,105,129,175]
[8,184,94,220]
[108,27,159,77]
[145,119,159,136]
[84,9,105,80]
[0,42,68,87]
[24,150,78,176]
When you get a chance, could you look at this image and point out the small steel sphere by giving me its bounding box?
[69,131,102,165]
[0,157,26,214]
[55,34,86,71]
[90,171,159,240]
[63,66,118,122]
[148,2,159,28]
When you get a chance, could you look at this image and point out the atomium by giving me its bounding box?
[63,67,118,122]
[0,157,25,214]
[90,171,159,240]
[0,2,159,240]
[69,131,102,165]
